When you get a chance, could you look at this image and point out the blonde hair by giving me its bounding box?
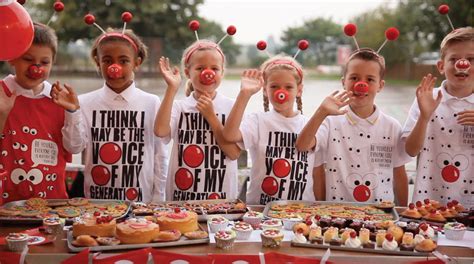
[440,27,474,59]
[342,48,386,79]
[260,55,304,113]
[181,40,226,97]
[91,28,148,62]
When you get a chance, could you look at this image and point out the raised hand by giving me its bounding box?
[50,81,80,111]
[416,74,442,119]
[196,92,215,121]
[0,86,17,116]
[240,69,263,96]
[159,56,181,92]
[319,90,353,116]
[457,110,474,126]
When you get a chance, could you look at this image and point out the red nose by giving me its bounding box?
[199,69,216,85]
[353,81,369,94]
[18,180,34,199]
[353,185,370,202]
[28,64,44,79]
[274,89,289,104]
[107,64,123,79]
[455,59,470,71]
[441,165,460,183]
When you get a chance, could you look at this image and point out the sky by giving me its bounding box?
[198,0,397,45]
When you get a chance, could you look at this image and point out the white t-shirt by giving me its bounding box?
[315,106,411,203]
[62,82,168,203]
[240,110,316,205]
[402,81,474,207]
[164,92,238,201]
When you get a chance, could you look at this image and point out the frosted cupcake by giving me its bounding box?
[260,219,282,230]
[444,222,466,240]
[43,217,64,235]
[261,228,284,247]
[208,215,228,233]
[242,211,263,229]
[6,233,29,252]
[215,230,236,249]
[232,221,253,240]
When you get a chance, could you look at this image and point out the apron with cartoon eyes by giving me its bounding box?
[0,81,70,203]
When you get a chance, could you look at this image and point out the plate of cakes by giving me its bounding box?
[290,215,438,256]
[67,208,209,252]
[399,199,473,229]
[263,200,398,222]
[0,198,130,224]
[130,199,248,222]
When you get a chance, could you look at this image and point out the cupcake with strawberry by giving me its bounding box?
[214,230,236,249]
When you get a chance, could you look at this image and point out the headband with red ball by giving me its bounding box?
[83,11,138,53]
[256,39,309,84]
[13,0,65,79]
[184,20,236,64]
[438,4,470,74]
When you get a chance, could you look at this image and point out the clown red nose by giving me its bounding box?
[199,69,216,85]
[27,64,45,79]
[274,89,289,104]
[353,81,369,95]
[455,58,470,73]
[107,64,123,79]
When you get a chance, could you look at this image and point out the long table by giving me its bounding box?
[1,207,473,263]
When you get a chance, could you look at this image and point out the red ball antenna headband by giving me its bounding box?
[438,4,455,31]
[43,1,65,26]
[343,23,399,54]
[84,12,138,53]
[188,19,237,45]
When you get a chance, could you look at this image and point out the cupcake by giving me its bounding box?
[208,215,228,233]
[282,215,303,230]
[43,217,64,235]
[401,203,422,220]
[415,201,429,216]
[6,233,29,252]
[444,222,467,240]
[214,230,236,249]
[382,233,398,251]
[418,223,436,239]
[260,219,282,230]
[344,231,361,248]
[261,228,284,247]
[439,206,456,221]
[243,211,263,229]
[232,221,253,240]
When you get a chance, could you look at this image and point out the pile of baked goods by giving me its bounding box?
[266,202,395,221]
[0,198,129,220]
[400,199,472,227]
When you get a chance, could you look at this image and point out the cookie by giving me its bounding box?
[0,207,21,216]
[153,230,181,242]
[20,208,42,218]
[56,207,81,218]
[46,200,68,207]
[25,198,48,208]
[68,198,89,206]
[183,231,208,240]
[96,237,121,246]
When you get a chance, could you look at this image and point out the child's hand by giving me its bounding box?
[240,69,263,96]
[196,92,215,120]
[416,74,442,119]
[51,81,80,112]
[159,56,181,92]
[0,86,17,116]
[457,110,474,126]
[319,90,353,116]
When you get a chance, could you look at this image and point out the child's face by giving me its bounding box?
[264,69,302,114]
[185,49,223,97]
[437,41,474,91]
[343,58,384,109]
[8,44,54,90]
[95,41,141,92]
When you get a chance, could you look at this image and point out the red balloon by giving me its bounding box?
[121,11,133,23]
[257,40,267,50]
[298,40,309,50]
[84,14,95,25]
[53,1,64,12]
[385,27,400,41]
[189,20,200,31]
[438,4,449,15]
[344,23,357,37]
[0,0,34,61]
[226,25,237,35]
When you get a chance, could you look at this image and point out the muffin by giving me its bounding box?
[415,239,437,252]
[415,201,429,216]
[208,215,229,233]
[400,203,422,220]
[444,222,466,240]
[215,230,236,249]
[387,225,404,244]
[232,221,253,240]
[5,233,29,252]
[260,219,282,230]
[242,211,263,229]
[261,228,284,247]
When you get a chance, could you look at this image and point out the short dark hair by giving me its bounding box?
[342,48,386,79]
[32,22,58,60]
